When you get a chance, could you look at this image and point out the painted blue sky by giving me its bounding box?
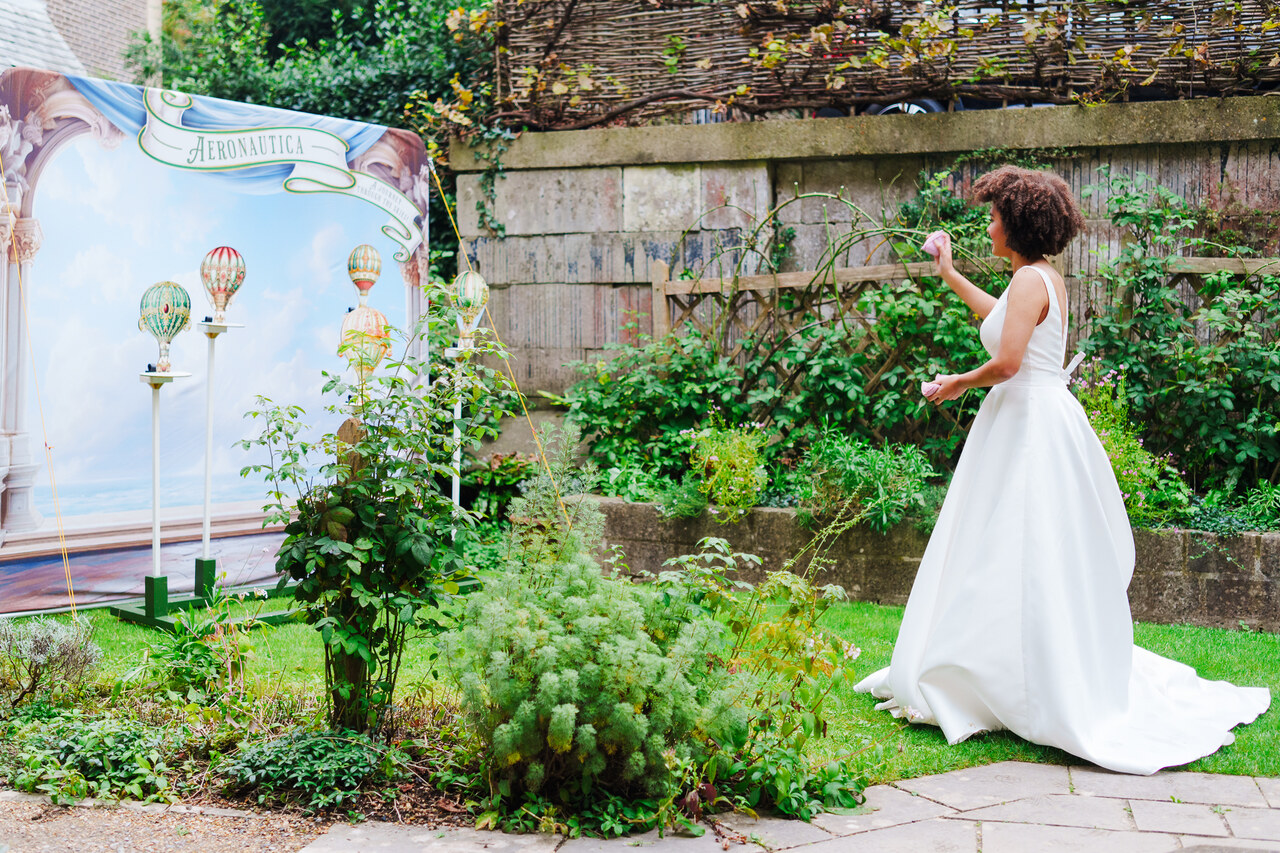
[26,129,417,517]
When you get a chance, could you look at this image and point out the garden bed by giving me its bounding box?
[591,497,1280,633]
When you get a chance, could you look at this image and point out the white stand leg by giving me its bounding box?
[151,382,161,578]
[202,333,215,560]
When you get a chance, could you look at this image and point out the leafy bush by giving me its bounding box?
[797,431,937,533]
[654,474,709,519]
[0,617,100,708]
[1081,168,1280,491]
[1073,365,1190,528]
[450,549,738,810]
[138,587,266,704]
[241,288,513,733]
[1235,481,1280,531]
[655,539,867,821]
[687,416,769,522]
[223,729,409,811]
[6,712,175,805]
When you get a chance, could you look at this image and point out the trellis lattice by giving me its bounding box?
[649,258,999,440]
[649,255,1280,441]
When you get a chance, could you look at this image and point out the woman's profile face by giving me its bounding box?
[988,208,1009,259]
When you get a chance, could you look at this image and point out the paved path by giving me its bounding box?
[300,761,1280,852]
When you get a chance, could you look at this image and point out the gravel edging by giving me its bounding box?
[0,790,333,853]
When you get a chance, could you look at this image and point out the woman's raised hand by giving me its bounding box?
[923,230,953,276]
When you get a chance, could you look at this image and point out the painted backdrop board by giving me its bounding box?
[0,67,431,613]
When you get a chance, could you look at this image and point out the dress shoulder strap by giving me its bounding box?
[1028,263,1067,342]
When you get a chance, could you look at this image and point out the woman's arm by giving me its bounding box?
[926,268,1048,402]
[933,231,998,319]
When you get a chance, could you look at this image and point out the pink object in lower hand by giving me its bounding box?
[922,381,942,397]
[922,230,947,258]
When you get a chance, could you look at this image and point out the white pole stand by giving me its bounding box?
[195,321,242,601]
[140,369,191,622]
[444,340,475,550]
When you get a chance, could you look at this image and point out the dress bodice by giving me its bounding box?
[979,263,1070,386]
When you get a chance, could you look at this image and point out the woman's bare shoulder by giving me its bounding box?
[1005,266,1050,307]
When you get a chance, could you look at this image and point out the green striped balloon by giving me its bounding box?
[138,281,191,372]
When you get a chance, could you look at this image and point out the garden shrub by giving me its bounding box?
[137,586,265,705]
[5,711,176,804]
[686,415,769,522]
[0,617,100,709]
[1081,168,1280,491]
[241,284,513,733]
[797,430,938,533]
[1073,364,1191,528]
[222,729,409,811]
[451,428,867,833]
[448,428,742,822]
[449,548,740,812]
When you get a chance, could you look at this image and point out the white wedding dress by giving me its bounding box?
[854,265,1271,775]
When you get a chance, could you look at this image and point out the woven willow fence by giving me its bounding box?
[495,0,1280,129]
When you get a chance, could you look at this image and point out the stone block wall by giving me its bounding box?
[452,98,1280,397]
[590,496,1280,632]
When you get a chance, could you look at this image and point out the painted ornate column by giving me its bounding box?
[2,216,42,531]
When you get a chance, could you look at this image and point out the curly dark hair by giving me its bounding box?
[972,166,1084,259]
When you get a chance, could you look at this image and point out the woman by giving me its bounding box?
[853,166,1270,775]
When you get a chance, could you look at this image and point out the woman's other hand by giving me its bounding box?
[925,373,965,402]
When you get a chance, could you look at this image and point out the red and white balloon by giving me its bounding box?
[199,246,246,323]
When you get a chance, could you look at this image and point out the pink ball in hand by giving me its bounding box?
[922,231,947,258]
[922,381,942,397]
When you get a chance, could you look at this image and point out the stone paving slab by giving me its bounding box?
[1179,841,1280,851]
[980,821,1177,853]
[1258,777,1280,809]
[1129,799,1230,836]
[1225,807,1280,842]
[955,793,1133,831]
[711,814,833,850]
[301,823,563,852]
[785,817,976,852]
[893,761,1071,811]
[809,784,954,835]
[559,828,763,852]
[1070,767,1270,808]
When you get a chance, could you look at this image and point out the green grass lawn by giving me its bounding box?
[62,598,1279,784]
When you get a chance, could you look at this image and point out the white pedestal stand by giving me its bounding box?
[139,370,191,620]
[194,321,242,600]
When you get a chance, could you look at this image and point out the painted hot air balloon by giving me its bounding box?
[139,281,192,372]
[453,270,489,339]
[339,305,390,382]
[200,246,246,323]
[347,244,381,306]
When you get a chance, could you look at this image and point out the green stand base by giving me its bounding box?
[144,575,168,619]
[194,558,217,602]
[110,571,300,633]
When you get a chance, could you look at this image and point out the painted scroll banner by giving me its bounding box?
[139,89,422,259]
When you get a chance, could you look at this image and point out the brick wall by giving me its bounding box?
[45,0,153,81]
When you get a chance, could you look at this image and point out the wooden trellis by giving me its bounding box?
[648,255,1280,439]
